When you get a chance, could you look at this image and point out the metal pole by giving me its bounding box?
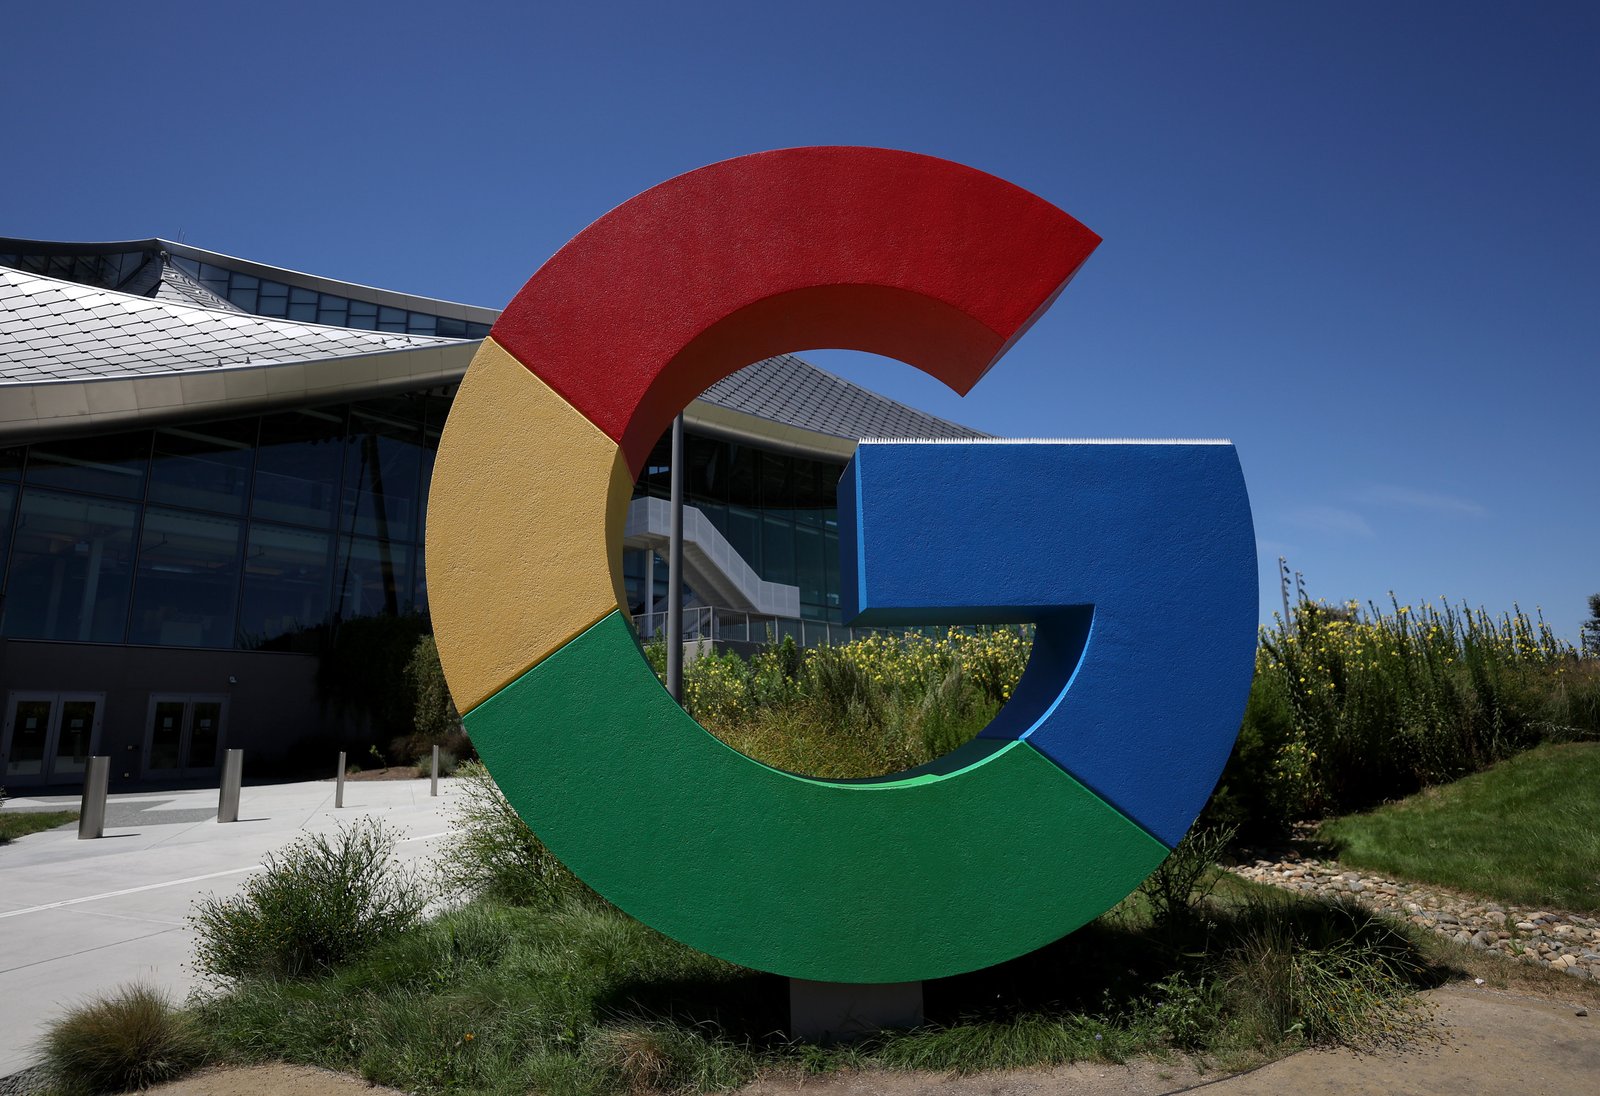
[644,549,656,637]
[218,748,243,823]
[78,756,109,840]
[430,744,440,797]
[336,751,346,808]
[666,413,685,703]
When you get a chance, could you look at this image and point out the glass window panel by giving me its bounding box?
[418,421,440,531]
[288,302,317,322]
[761,514,796,586]
[129,508,242,648]
[793,460,823,526]
[342,400,422,541]
[198,262,231,292]
[187,701,223,769]
[149,419,256,514]
[258,281,288,299]
[466,323,492,338]
[0,483,14,583]
[148,699,185,772]
[0,445,23,481]
[760,451,793,518]
[53,698,97,776]
[796,523,826,610]
[378,306,406,326]
[334,535,412,620]
[289,287,317,304]
[413,542,429,618]
[348,300,377,318]
[238,523,332,651]
[436,317,467,338]
[727,444,760,508]
[686,434,724,504]
[252,408,345,528]
[6,698,52,776]
[229,288,258,312]
[171,257,201,277]
[637,433,671,499]
[824,528,840,613]
[406,314,437,335]
[231,274,259,290]
[256,293,287,317]
[724,506,760,571]
[317,302,348,325]
[26,431,149,499]
[2,489,138,642]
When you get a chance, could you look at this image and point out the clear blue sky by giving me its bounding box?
[6,2,1597,640]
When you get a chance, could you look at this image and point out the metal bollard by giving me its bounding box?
[217,748,243,823]
[430,744,440,797]
[78,756,110,839]
[336,750,347,808]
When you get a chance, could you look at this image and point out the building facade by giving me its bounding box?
[0,238,977,788]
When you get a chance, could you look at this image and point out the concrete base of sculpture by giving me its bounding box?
[789,978,924,1042]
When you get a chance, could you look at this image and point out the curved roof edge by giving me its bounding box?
[0,343,478,443]
[0,236,498,325]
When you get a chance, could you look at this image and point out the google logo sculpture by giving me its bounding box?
[428,147,1257,985]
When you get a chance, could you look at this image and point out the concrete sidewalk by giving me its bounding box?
[0,777,457,1077]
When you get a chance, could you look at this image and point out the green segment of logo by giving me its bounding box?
[463,611,1168,983]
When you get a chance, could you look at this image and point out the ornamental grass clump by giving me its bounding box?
[189,817,426,980]
[41,983,207,1095]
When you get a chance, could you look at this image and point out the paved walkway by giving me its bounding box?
[0,777,458,1077]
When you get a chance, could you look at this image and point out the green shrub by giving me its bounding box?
[317,612,430,744]
[406,634,462,740]
[436,760,596,907]
[413,747,460,779]
[189,817,427,980]
[1213,580,1600,835]
[1136,823,1235,937]
[41,983,206,1094]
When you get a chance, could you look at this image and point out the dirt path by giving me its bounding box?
[744,984,1595,1096]
[140,1064,405,1096]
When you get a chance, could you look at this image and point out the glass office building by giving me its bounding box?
[0,237,976,787]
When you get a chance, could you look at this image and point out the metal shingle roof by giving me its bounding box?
[0,267,465,384]
[1,256,980,444]
[699,353,983,441]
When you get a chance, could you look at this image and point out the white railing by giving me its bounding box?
[630,607,1030,649]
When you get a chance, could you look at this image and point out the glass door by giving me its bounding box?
[143,695,227,778]
[2,692,104,785]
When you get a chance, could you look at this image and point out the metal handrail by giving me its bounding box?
[630,607,1032,650]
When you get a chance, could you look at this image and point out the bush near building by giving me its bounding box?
[1209,592,1600,838]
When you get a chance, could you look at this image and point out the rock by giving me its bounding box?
[1516,922,1538,931]
[1470,931,1494,949]
[1577,1009,1589,1017]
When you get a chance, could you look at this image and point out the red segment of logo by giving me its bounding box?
[490,146,1101,476]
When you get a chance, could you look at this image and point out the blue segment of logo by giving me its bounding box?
[839,441,1257,848]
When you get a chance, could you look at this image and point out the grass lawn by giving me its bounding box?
[0,809,78,844]
[1320,741,1600,913]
